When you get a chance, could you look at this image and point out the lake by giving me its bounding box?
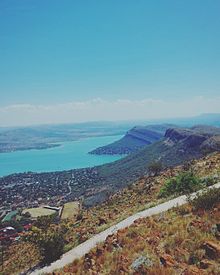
[0,135,125,177]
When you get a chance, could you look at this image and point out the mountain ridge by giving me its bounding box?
[89,124,173,155]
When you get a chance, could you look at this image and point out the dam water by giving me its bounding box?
[0,135,124,177]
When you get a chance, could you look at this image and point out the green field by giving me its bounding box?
[61,201,79,220]
[22,207,57,218]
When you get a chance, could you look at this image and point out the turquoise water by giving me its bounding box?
[0,135,124,177]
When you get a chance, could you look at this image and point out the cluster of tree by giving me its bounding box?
[26,225,65,264]
[24,214,70,265]
[159,171,202,198]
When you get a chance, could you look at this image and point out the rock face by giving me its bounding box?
[201,136,220,151]
[90,124,220,156]
[165,126,220,152]
[160,254,176,267]
[89,124,172,155]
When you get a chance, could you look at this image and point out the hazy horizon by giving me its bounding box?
[0,97,220,127]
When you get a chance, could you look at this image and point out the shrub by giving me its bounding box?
[189,187,220,211]
[201,176,215,187]
[38,231,64,264]
[34,213,57,230]
[159,172,201,198]
[148,160,163,176]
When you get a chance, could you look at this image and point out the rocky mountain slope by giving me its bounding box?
[58,194,220,274]
[48,152,220,275]
[89,124,173,155]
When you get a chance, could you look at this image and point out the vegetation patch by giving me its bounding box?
[159,171,202,198]
[189,187,220,211]
[147,160,163,176]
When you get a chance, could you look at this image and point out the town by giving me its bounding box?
[0,167,101,246]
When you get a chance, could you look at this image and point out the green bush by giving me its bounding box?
[159,171,201,198]
[39,231,64,264]
[147,160,163,176]
[189,188,220,211]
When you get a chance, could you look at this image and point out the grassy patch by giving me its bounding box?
[22,207,56,218]
[61,201,80,220]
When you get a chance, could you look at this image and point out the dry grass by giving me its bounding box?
[55,202,220,274]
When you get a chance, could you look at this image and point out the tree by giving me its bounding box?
[34,213,57,230]
[38,231,64,264]
[26,226,64,264]
[147,160,163,176]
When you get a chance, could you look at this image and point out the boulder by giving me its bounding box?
[202,241,220,259]
[160,253,176,267]
[200,259,213,269]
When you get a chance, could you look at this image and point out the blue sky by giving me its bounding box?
[0,1,220,125]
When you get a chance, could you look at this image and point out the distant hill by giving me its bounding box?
[146,113,220,127]
[85,125,220,205]
[89,124,174,155]
[0,113,220,153]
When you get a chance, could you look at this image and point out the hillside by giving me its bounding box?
[58,192,220,274]
[48,153,220,275]
[89,124,172,155]
[2,153,220,275]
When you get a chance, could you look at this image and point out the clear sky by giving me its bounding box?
[0,0,220,126]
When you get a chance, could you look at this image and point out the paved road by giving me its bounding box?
[30,182,220,275]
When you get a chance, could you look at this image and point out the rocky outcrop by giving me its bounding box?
[160,254,176,267]
[165,126,220,152]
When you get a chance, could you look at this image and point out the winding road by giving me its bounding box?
[30,182,220,275]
